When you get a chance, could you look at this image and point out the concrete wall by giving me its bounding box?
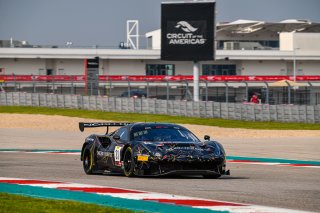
[0,58,84,75]
[298,61,320,75]
[0,58,46,75]
[146,29,161,50]
[241,60,286,75]
[280,32,320,51]
[108,59,146,75]
[54,59,84,75]
[1,92,319,123]
[1,57,319,76]
[280,33,294,51]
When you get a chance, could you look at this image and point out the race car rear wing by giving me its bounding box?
[79,122,131,133]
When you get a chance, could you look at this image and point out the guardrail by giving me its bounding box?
[1,92,319,123]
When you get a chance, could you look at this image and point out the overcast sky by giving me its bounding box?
[0,0,319,47]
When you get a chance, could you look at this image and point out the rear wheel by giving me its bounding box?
[83,149,93,174]
[123,147,135,177]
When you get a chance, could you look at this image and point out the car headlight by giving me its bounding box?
[155,152,162,158]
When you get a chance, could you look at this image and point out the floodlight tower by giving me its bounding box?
[127,20,139,49]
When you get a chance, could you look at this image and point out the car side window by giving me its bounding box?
[116,127,128,142]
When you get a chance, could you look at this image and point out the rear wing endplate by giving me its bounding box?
[79,122,131,133]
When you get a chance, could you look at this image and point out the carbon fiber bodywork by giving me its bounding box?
[80,122,228,177]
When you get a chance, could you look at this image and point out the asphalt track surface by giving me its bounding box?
[0,128,320,212]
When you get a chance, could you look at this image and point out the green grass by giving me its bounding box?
[0,106,319,130]
[0,192,135,213]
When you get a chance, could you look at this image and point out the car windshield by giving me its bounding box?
[131,126,199,142]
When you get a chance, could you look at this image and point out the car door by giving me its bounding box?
[107,127,129,169]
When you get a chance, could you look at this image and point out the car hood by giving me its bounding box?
[134,141,224,161]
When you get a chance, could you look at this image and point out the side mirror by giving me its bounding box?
[113,134,120,140]
[204,135,210,141]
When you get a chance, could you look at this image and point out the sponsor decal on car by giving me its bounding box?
[137,155,149,162]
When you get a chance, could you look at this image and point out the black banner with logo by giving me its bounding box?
[85,57,99,95]
[161,1,215,61]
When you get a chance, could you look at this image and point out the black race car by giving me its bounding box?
[79,122,229,178]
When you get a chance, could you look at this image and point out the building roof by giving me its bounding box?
[217,19,320,34]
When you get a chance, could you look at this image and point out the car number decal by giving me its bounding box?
[114,146,121,162]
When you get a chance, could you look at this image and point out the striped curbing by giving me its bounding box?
[0,177,312,213]
[227,156,320,168]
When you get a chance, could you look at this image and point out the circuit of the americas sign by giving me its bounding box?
[161,1,215,61]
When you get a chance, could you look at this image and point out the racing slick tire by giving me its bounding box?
[83,149,94,174]
[123,147,135,177]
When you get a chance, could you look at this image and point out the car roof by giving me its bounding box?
[127,122,187,130]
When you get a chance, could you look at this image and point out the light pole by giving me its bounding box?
[293,47,300,83]
[292,31,300,82]
[293,31,296,82]
[193,61,200,102]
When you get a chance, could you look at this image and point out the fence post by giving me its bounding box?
[71,79,74,95]
[45,93,48,107]
[32,74,36,93]
[14,74,17,92]
[127,80,131,98]
[109,80,112,97]
[56,94,59,108]
[305,105,308,122]
[166,81,170,101]
[308,82,314,105]
[285,81,291,104]
[264,81,269,104]
[11,92,14,106]
[140,97,143,113]
[244,82,248,101]
[52,78,55,94]
[224,82,229,103]
[146,81,149,98]
[5,92,8,106]
[63,94,66,108]
[205,81,208,102]
[95,95,98,110]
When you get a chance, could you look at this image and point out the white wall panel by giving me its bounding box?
[0,58,45,75]
[108,59,145,75]
[241,60,286,75]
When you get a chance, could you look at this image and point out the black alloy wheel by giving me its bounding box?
[83,150,93,174]
[123,147,135,177]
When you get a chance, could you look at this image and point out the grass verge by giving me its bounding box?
[0,106,319,130]
[0,192,135,213]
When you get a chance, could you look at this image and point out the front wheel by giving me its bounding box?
[83,149,93,174]
[122,147,135,177]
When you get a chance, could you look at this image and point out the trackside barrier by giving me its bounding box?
[0,92,319,123]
